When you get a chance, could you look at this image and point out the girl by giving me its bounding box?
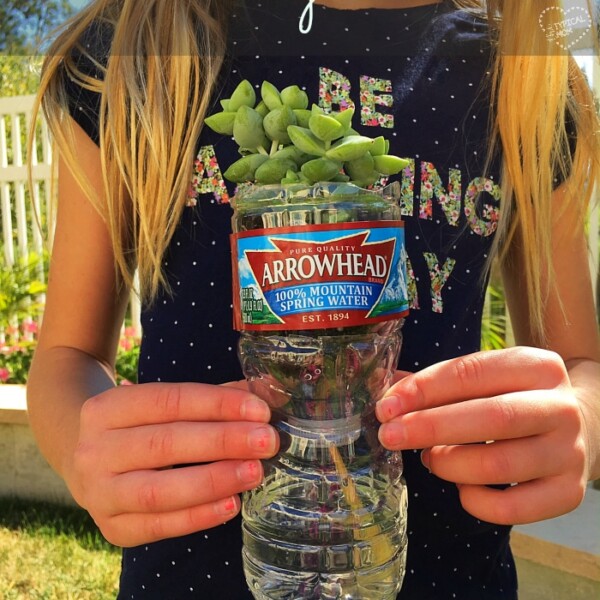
[28,0,600,598]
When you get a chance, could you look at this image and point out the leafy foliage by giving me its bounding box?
[0,320,140,385]
[0,55,43,96]
[206,79,409,186]
[0,1,74,97]
[0,252,43,384]
[481,283,508,351]
[115,326,140,385]
[0,1,73,54]
[1,322,141,385]
[0,252,140,384]
[0,252,46,331]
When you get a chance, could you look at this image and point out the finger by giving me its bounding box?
[391,370,413,385]
[106,422,279,471]
[376,347,568,421]
[222,379,250,391]
[379,389,563,450]
[457,474,586,525]
[422,434,571,485]
[83,382,271,429]
[110,460,263,515]
[103,496,242,547]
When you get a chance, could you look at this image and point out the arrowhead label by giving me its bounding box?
[232,221,409,331]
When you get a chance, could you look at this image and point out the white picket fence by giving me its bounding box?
[0,95,51,270]
[0,94,141,336]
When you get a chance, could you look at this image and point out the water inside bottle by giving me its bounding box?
[242,414,408,599]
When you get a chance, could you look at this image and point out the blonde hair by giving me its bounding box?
[33,0,600,344]
[458,0,600,343]
[33,0,231,301]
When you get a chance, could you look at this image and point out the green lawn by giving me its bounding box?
[516,557,600,600]
[0,497,120,599]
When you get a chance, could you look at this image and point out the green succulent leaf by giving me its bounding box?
[287,126,326,157]
[280,85,309,110]
[293,109,312,128]
[255,100,270,118]
[281,169,301,184]
[233,106,266,149]
[239,135,271,155]
[331,173,351,183]
[331,108,354,134]
[209,79,410,185]
[373,154,410,176]
[369,136,387,157]
[301,158,343,184]
[224,154,269,183]
[344,127,361,138]
[204,111,236,136]
[263,105,297,144]
[228,79,257,111]
[261,81,283,110]
[255,158,298,184]
[352,171,381,188]
[309,113,345,142]
[326,136,374,162]
[272,145,310,166]
[346,153,375,181]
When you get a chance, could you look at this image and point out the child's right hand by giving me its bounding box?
[66,382,278,547]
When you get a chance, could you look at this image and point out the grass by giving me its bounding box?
[515,557,600,600]
[0,497,121,599]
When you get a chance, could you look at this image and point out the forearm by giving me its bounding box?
[26,346,116,481]
[566,357,600,481]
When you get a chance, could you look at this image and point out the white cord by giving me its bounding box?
[299,0,316,34]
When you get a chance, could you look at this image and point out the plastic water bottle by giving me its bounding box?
[231,182,409,600]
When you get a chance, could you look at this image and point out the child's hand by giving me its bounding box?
[67,382,278,547]
[376,347,589,525]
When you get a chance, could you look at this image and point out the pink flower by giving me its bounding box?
[124,326,138,338]
[23,321,39,334]
[0,368,10,383]
[120,338,133,351]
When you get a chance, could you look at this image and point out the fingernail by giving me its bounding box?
[237,460,262,485]
[376,395,399,421]
[248,426,276,453]
[241,397,270,422]
[379,422,406,448]
[214,496,239,516]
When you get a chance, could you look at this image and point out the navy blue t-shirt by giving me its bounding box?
[66,1,518,598]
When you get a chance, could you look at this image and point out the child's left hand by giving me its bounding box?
[376,346,590,524]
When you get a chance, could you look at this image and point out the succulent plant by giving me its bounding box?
[205,79,409,187]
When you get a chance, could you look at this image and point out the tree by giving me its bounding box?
[0,0,74,55]
[0,56,42,96]
[0,1,75,96]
